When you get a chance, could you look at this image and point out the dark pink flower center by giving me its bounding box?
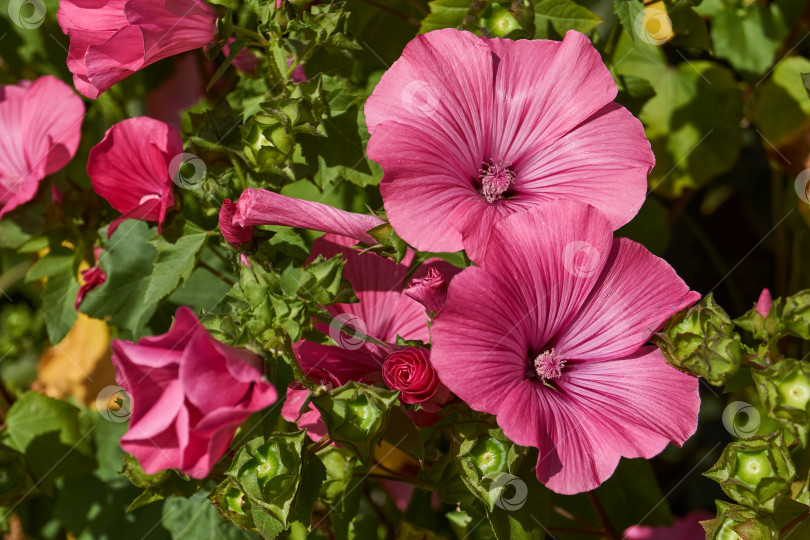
[479,161,515,203]
[533,348,565,380]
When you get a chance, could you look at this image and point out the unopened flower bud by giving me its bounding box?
[405,268,449,317]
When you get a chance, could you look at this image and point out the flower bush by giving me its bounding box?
[1,0,810,539]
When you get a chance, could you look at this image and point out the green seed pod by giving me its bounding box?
[704,432,796,512]
[654,294,750,385]
[701,501,777,540]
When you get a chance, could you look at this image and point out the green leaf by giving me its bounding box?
[162,492,259,539]
[28,246,80,344]
[486,452,548,540]
[613,0,644,40]
[533,0,602,39]
[145,221,209,305]
[629,50,742,196]
[710,2,789,79]
[80,221,160,339]
[4,391,95,488]
[288,454,326,525]
[381,407,425,463]
[594,458,672,529]
[420,0,471,33]
[207,38,247,91]
[802,72,810,99]
[120,454,198,511]
[752,57,810,147]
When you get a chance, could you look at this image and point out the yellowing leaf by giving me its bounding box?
[33,313,117,406]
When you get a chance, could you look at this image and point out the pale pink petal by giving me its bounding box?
[514,103,652,229]
[21,76,85,178]
[554,238,701,361]
[488,31,618,163]
[496,347,699,494]
[234,189,385,245]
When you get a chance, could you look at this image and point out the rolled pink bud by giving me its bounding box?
[756,288,773,318]
[405,267,448,317]
[233,188,385,245]
[382,347,451,412]
[219,199,254,246]
[74,266,107,310]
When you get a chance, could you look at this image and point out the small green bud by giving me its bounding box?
[704,432,796,511]
[753,359,810,446]
[701,501,777,540]
[481,3,521,37]
[468,437,508,478]
[654,294,750,385]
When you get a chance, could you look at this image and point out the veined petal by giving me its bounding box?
[515,103,652,229]
[555,238,700,361]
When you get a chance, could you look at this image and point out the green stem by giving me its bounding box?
[232,25,267,47]
[362,472,433,490]
[586,493,618,540]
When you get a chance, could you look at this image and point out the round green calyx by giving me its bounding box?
[776,368,810,410]
[345,395,377,432]
[481,4,521,37]
[468,437,508,477]
[733,449,773,487]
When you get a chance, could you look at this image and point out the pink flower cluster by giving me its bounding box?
[220,28,702,495]
[1,7,704,492]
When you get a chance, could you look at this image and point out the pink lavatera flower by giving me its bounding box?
[74,266,107,310]
[430,201,701,495]
[404,267,450,317]
[87,117,181,239]
[281,235,457,440]
[382,347,451,412]
[112,306,277,477]
[57,0,217,99]
[0,76,84,218]
[624,511,713,540]
[365,29,654,262]
[146,53,205,130]
[224,188,385,246]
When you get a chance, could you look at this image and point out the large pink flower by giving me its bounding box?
[112,306,277,477]
[0,76,84,218]
[225,189,385,246]
[365,29,654,262]
[87,117,181,238]
[57,0,217,99]
[430,201,701,494]
[281,235,456,439]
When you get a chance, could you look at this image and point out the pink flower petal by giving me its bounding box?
[554,238,701,361]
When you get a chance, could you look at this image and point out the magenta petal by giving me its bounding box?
[138,305,200,350]
[88,117,179,218]
[234,189,385,245]
[121,419,184,475]
[125,380,185,440]
[293,340,384,384]
[756,288,772,318]
[219,198,253,246]
[180,330,253,415]
[282,386,328,442]
[554,238,701,361]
